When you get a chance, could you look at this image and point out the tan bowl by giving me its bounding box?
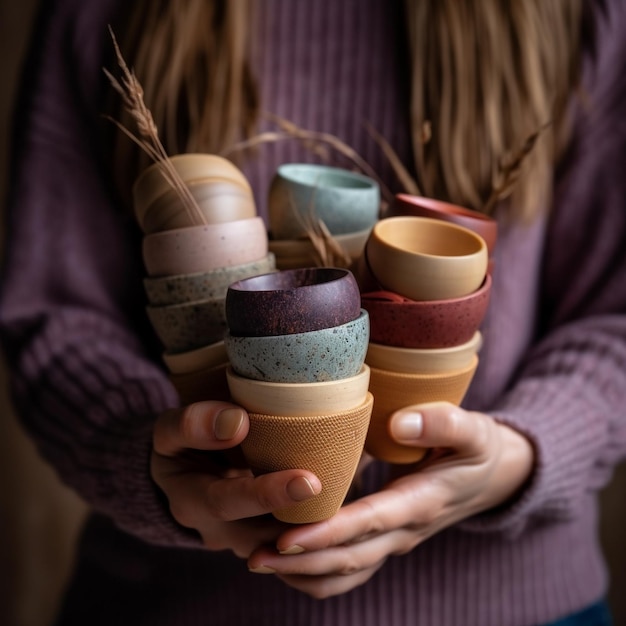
[366,356,478,464]
[226,364,371,416]
[365,331,482,374]
[366,216,488,300]
[132,153,252,223]
[142,217,268,277]
[144,254,276,307]
[162,340,229,375]
[169,362,231,405]
[140,178,257,234]
[146,297,227,353]
[269,228,372,270]
[242,392,373,523]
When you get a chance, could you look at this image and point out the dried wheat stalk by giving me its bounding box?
[103,26,205,225]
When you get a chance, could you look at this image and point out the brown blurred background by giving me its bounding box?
[0,3,624,626]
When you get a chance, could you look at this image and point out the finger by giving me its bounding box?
[154,401,250,456]
[278,565,382,599]
[161,469,322,525]
[388,402,490,457]
[274,484,440,554]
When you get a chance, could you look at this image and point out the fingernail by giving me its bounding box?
[286,476,319,502]
[249,565,276,574]
[390,411,423,443]
[280,545,305,555]
[214,408,245,440]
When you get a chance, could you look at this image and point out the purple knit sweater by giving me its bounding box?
[2,1,626,624]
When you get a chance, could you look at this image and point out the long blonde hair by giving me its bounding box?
[114,0,583,220]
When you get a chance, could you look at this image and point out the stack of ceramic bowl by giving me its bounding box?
[133,153,276,403]
[223,267,372,524]
[359,212,493,464]
[267,163,381,269]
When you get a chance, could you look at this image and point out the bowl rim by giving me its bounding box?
[275,163,379,191]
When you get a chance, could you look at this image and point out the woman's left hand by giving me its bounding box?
[247,402,534,598]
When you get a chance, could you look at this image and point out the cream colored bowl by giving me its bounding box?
[366,216,488,301]
[162,340,229,376]
[365,331,482,374]
[142,217,268,277]
[226,364,371,416]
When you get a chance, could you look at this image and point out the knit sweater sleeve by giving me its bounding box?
[0,1,201,548]
[462,0,626,535]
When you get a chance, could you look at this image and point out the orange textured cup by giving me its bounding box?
[366,357,478,464]
[241,393,373,524]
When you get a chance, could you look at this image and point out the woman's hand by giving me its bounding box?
[151,400,322,558]
[247,402,534,598]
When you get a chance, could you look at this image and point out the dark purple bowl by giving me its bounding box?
[225,267,362,337]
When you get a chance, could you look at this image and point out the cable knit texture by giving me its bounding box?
[0,0,625,624]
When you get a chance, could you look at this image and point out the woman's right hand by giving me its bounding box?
[151,401,322,558]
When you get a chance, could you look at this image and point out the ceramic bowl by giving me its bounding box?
[389,194,498,255]
[162,340,229,375]
[366,356,478,464]
[133,153,252,223]
[143,253,276,306]
[366,216,488,301]
[225,267,361,337]
[169,362,231,405]
[361,274,492,349]
[365,331,481,374]
[269,227,372,270]
[268,163,380,239]
[142,217,268,277]
[224,309,369,383]
[226,364,371,416]
[146,297,227,353]
[140,178,257,234]
[241,392,373,524]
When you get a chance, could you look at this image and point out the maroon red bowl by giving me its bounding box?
[361,274,492,349]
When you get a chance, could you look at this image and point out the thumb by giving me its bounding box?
[388,402,486,456]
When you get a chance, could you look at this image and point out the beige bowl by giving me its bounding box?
[269,228,372,270]
[146,297,227,353]
[133,153,252,222]
[140,178,257,234]
[226,364,371,416]
[144,253,276,306]
[365,356,478,464]
[365,331,482,374]
[242,392,373,524]
[162,340,229,375]
[366,216,488,300]
[142,217,268,277]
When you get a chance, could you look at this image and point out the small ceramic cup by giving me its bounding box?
[226,364,371,416]
[268,163,380,239]
[132,153,253,226]
[365,216,488,301]
[224,309,369,383]
[143,253,276,307]
[365,356,478,464]
[388,194,498,256]
[241,392,373,524]
[142,217,268,277]
[361,274,491,349]
[225,267,361,337]
[365,331,482,374]
[146,297,227,353]
[162,340,229,376]
[169,362,231,405]
[140,178,257,234]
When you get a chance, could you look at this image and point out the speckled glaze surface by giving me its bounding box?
[146,297,228,353]
[268,163,380,239]
[389,194,497,255]
[226,267,361,337]
[143,253,276,306]
[224,309,369,383]
[361,274,491,349]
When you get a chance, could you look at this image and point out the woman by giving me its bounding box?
[1,0,624,624]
